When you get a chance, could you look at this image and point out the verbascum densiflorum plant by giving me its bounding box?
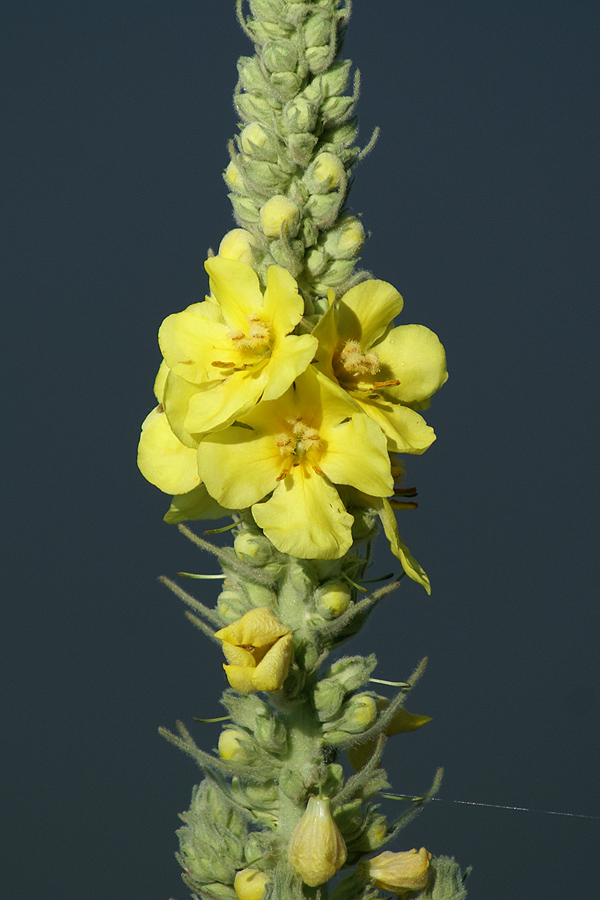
[138,2,469,899]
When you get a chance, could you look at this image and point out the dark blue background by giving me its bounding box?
[3,2,599,897]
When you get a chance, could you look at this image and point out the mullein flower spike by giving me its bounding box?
[140,0,468,897]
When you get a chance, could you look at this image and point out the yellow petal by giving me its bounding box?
[215,607,291,648]
[252,468,354,560]
[137,406,200,494]
[336,279,404,347]
[376,324,448,404]
[252,632,293,690]
[378,499,431,594]
[198,426,282,510]
[351,394,436,455]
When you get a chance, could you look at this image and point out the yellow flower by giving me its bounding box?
[197,366,393,560]
[158,257,317,436]
[234,868,269,900]
[288,796,347,887]
[214,607,293,694]
[363,848,431,897]
[313,280,447,454]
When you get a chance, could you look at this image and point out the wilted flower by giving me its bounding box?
[362,848,431,897]
[288,796,347,887]
[214,607,293,694]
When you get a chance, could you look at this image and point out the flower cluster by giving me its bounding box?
[138,254,446,587]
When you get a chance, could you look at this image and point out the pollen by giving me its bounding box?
[337,339,381,376]
[228,312,273,352]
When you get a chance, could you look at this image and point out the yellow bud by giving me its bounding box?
[310,152,345,192]
[351,694,378,728]
[324,215,365,258]
[259,195,300,238]
[315,580,351,618]
[240,122,268,155]
[363,848,431,897]
[225,160,244,190]
[217,729,247,761]
[218,229,259,265]
[287,796,347,887]
[234,868,269,900]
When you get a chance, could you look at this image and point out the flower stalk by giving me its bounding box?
[139,1,469,898]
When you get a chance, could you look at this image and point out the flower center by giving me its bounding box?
[333,339,399,394]
[274,417,323,479]
[228,312,273,353]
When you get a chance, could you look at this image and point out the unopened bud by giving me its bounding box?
[259,195,300,238]
[288,796,347,887]
[240,122,269,155]
[305,152,346,194]
[315,580,352,618]
[218,229,259,266]
[323,215,365,259]
[362,848,431,897]
[224,160,245,191]
[234,531,274,566]
[324,693,378,734]
[234,868,269,900]
[218,729,248,762]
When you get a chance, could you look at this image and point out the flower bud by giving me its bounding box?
[240,122,269,156]
[218,728,249,762]
[286,131,318,166]
[362,848,431,897]
[263,39,298,73]
[324,693,377,734]
[314,580,352,618]
[234,869,269,900]
[282,96,318,134]
[323,215,365,259]
[218,229,260,266]
[288,796,347,887]
[224,160,245,192]
[234,531,274,566]
[304,152,346,194]
[259,195,300,238]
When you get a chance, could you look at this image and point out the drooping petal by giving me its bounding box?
[378,498,431,594]
[336,279,404,347]
[163,484,230,524]
[375,323,448,404]
[137,406,200,494]
[252,468,354,559]
[197,426,282,509]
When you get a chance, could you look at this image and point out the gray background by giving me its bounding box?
[3,2,599,897]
